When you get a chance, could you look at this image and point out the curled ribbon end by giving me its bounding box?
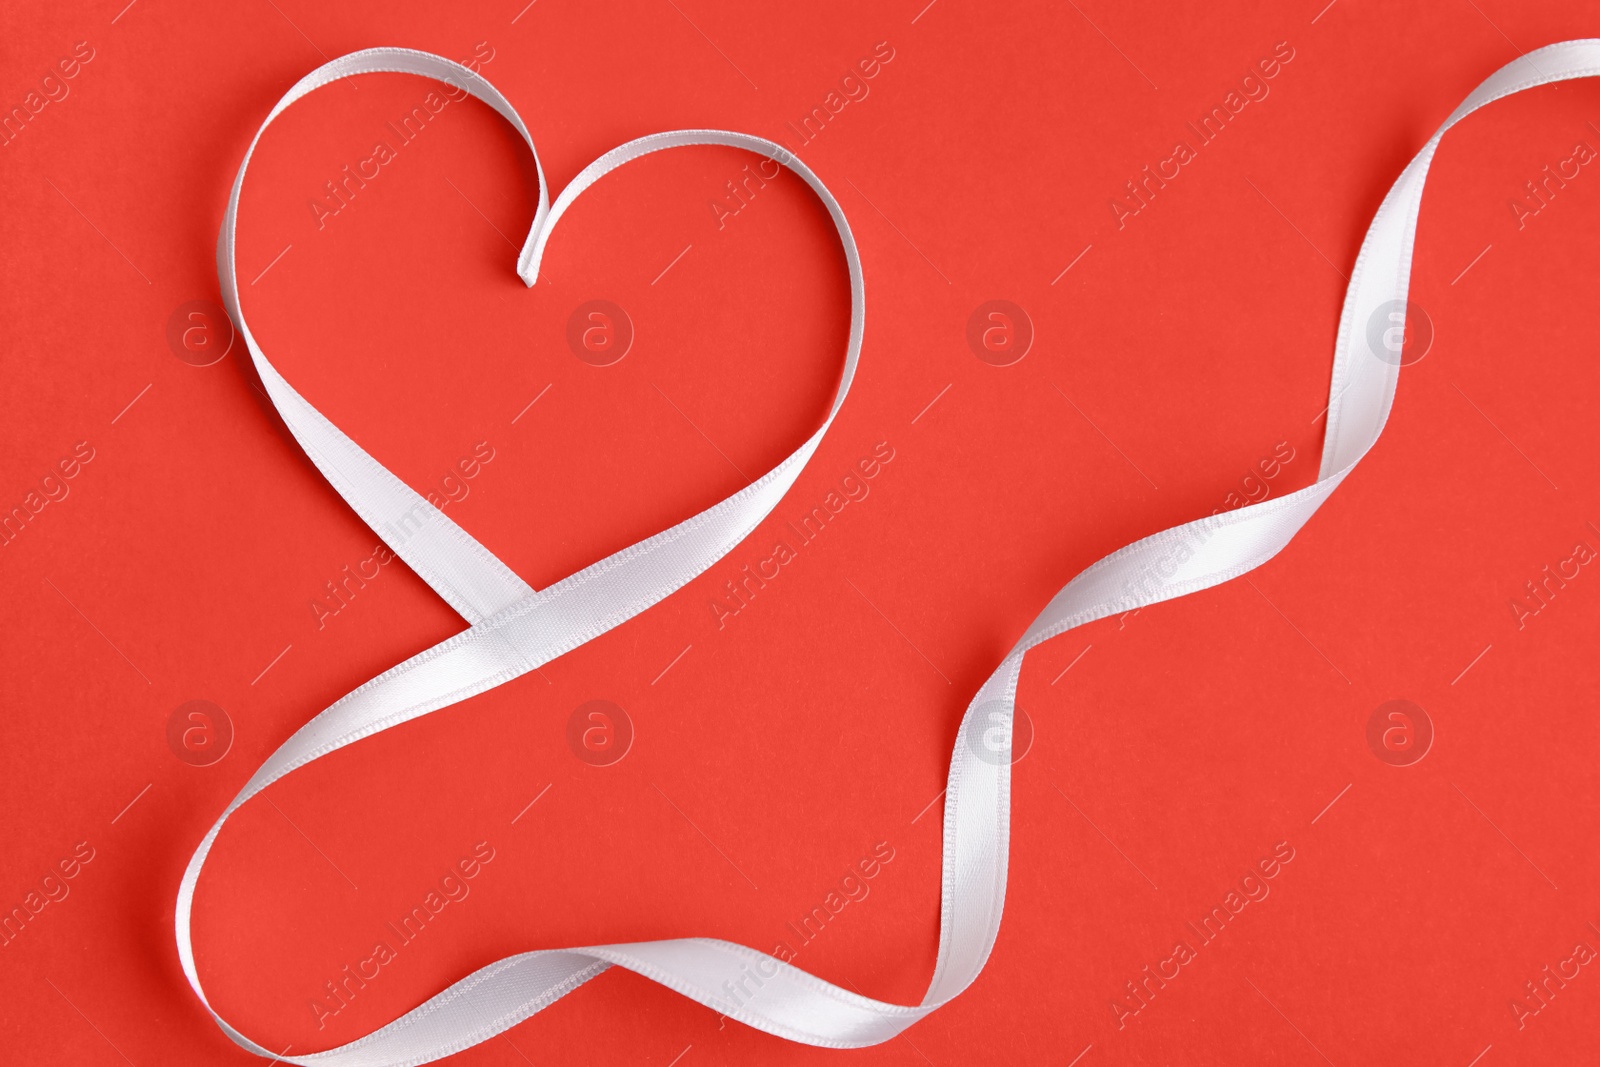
[515,240,541,287]
[518,198,552,289]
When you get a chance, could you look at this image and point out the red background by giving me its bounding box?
[4,1,1600,1064]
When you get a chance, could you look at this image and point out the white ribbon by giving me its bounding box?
[180,41,1600,1065]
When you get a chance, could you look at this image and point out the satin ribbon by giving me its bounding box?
[180,41,1600,1065]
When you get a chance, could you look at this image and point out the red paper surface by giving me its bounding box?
[4,2,1600,1064]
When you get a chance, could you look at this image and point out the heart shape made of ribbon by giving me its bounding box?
[179,39,1600,1067]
